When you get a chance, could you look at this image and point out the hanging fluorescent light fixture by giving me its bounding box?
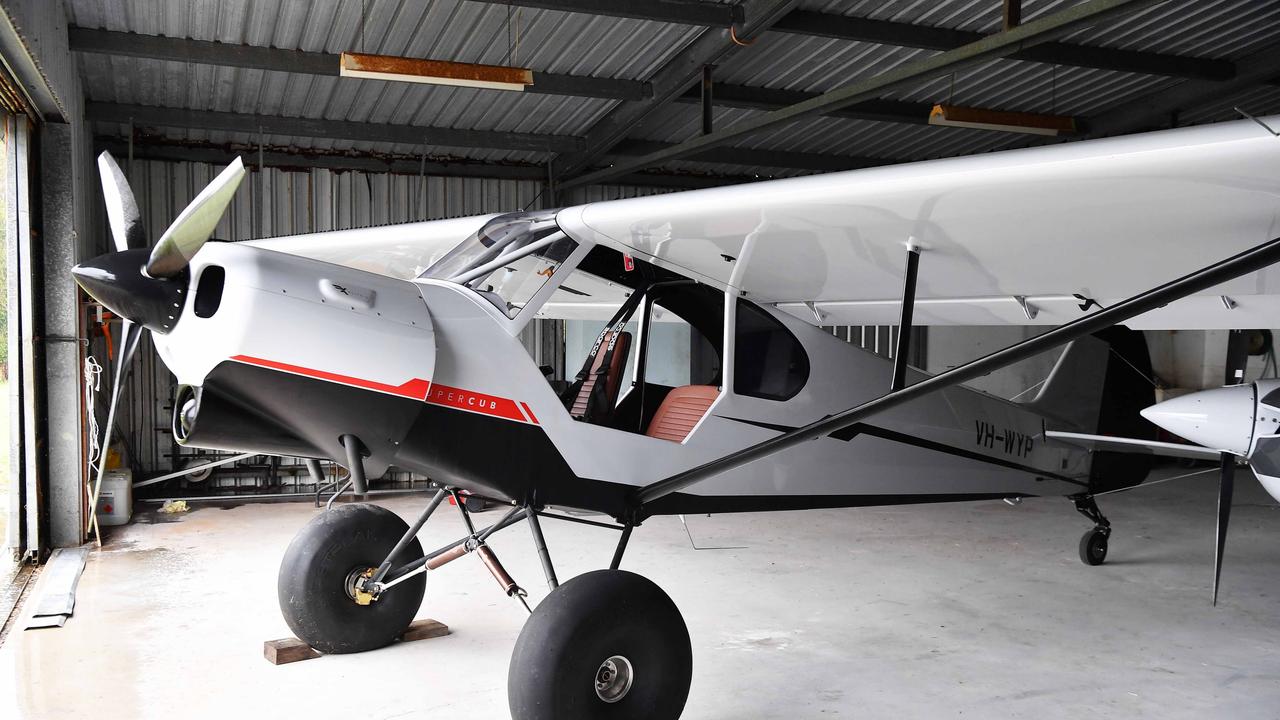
[928,104,1076,136]
[339,52,533,91]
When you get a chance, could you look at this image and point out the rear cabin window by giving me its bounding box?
[734,300,808,400]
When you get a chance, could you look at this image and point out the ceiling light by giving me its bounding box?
[339,52,533,91]
[928,104,1076,136]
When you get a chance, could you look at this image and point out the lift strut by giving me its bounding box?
[891,243,921,392]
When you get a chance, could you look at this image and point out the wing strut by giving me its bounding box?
[629,235,1280,516]
[890,243,922,391]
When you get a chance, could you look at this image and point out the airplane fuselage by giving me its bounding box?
[160,233,1111,522]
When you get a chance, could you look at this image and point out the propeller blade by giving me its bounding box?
[145,157,246,278]
[1213,452,1235,605]
[86,319,143,544]
[1211,329,1248,605]
[96,152,147,253]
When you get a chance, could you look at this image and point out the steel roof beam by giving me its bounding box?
[87,102,585,154]
[772,10,1234,81]
[96,137,752,190]
[551,0,801,178]
[677,83,930,125]
[1081,39,1280,138]
[491,1,741,27]
[89,106,874,177]
[485,3,1233,81]
[611,139,887,173]
[68,28,651,102]
[558,0,1166,190]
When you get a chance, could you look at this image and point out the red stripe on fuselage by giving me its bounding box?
[230,355,431,400]
[228,355,534,424]
[520,402,540,425]
[425,383,527,423]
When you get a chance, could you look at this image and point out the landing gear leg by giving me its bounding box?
[1073,495,1111,566]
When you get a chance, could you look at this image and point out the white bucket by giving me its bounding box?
[97,469,133,526]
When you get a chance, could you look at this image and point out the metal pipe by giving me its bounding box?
[537,510,625,531]
[325,476,353,510]
[389,508,530,582]
[451,489,479,535]
[341,434,367,495]
[701,65,714,135]
[610,524,634,570]
[136,486,430,504]
[477,504,524,543]
[303,458,325,485]
[890,246,920,391]
[372,488,448,583]
[633,235,1280,509]
[527,511,559,590]
[450,232,565,285]
[131,452,255,489]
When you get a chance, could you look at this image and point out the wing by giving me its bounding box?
[555,115,1280,329]
[244,214,497,280]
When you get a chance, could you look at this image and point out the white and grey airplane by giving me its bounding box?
[71,113,1280,720]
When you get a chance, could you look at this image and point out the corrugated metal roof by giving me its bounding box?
[65,0,1280,179]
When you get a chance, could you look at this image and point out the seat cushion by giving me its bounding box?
[646,385,719,443]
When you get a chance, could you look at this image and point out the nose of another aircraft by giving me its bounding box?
[1140,384,1256,455]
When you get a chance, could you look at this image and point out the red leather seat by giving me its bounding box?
[646,385,719,443]
[569,331,632,420]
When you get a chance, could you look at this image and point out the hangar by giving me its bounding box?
[0,0,1278,717]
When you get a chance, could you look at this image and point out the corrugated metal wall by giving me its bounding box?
[123,159,664,242]
[114,158,666,491]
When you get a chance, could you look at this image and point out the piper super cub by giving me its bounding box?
[73,114,1280,720]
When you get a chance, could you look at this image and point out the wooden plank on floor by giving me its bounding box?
[264,618,450,665]
[401,618,450,642]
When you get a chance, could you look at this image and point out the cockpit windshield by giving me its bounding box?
[419,210,578,318]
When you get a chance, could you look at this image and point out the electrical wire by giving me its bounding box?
[83,355,103,477]
[1093,467,1218,496]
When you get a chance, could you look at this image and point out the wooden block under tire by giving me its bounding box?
[400,618,450,642]
[264,638,320,665]
[264,619,450,664]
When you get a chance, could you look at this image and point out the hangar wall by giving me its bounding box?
[0,0,100,551]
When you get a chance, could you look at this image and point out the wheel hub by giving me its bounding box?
[344,567,378,606]
[594,655,634,703]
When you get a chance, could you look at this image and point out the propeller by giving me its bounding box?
[1213,329,1248,605]
[76,152,245,543]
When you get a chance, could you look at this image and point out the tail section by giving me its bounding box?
[1026,327,1157,493]
[1025,334,1108,432]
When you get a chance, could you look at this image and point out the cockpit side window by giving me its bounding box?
[734,300,809,401]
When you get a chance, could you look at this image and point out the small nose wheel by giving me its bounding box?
[1079,527,1109,566]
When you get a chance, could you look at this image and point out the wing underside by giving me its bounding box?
[554,115,1280,330]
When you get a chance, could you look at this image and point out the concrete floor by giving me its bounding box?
[1,466,1277,719]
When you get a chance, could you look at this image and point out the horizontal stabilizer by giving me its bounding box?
[1044,430,1221,461]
